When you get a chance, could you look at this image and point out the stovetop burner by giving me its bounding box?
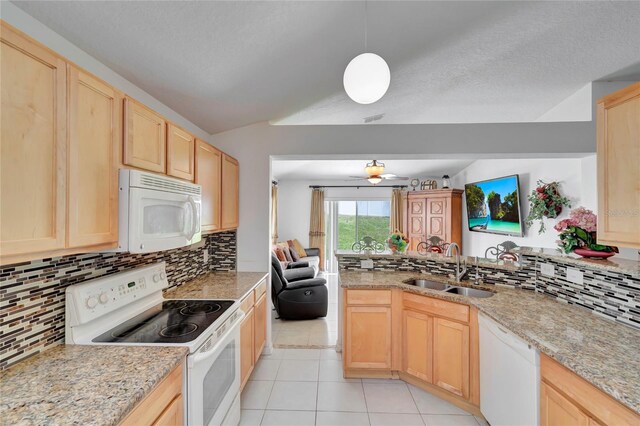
[93,299,235,344]
[160,323,198,338]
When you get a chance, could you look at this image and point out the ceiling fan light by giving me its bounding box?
[367,176,383,185]
[365,164,384,176]
[343,53,390,104]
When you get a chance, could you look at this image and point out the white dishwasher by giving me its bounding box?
[479,313,540,426]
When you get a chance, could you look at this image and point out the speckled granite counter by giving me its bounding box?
[340,270,640,414]
[0,344,188,426]
[164,271,268,300]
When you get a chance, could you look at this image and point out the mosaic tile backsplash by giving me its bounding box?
[337,252,640,329]
[0,231,236,370]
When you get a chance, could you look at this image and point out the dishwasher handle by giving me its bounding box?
[479,314,538,364]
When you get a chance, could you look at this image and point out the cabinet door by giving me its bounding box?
[167,123,195,181]
[345,306,392,369]
[253,292,267,361]
[195,140,222,232]
[433,317,469,398]
[221,153,239,229]
[426,197,448,242]
[123,97,166,173]
[403,309,433,383]
[1,24,67,258]
[541,382,589,426]
[597,83,640,247]
[240,307,254,389]
[67,66,119,248]
[407,198,425,251]
[153,395,184,426]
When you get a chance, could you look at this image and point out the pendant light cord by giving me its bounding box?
[364,0,368,51]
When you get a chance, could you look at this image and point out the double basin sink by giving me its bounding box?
[403,279,494,298]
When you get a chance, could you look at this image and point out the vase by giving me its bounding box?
[573,248,615,259]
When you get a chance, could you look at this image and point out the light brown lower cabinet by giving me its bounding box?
[120,363,184,426]
[240,279,268,390]
[540,354,639,426]
[343,288,479,413]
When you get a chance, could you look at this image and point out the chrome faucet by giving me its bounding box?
[445,243,468,282]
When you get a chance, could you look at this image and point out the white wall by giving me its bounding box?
[1,2,210,141]
[452,158,584,256]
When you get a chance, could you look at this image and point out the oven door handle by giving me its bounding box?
[188,310,245,367]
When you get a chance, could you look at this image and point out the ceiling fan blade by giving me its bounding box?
[383,176,410,180]
[348,176,368,179]
[380,173,397,178]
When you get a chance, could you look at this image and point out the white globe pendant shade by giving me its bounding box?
[343,53,390,104]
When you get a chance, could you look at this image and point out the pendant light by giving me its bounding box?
[343,1,390,104]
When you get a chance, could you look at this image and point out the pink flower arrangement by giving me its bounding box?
[554,207,597,233]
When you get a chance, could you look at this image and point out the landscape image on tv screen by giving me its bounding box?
[464,175,523,236]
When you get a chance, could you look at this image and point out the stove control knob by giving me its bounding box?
[99,292,109,304]
[86,296,98,309]
[153,274,161,283]
[160,272,166,280]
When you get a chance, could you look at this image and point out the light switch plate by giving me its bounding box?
[360,259,374,269]
[566,267,583,285]
[540,263,555,277]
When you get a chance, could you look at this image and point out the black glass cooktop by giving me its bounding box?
[93,300,235,344]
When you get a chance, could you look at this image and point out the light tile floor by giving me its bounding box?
[271,273,339,348]
[240,348,488,426]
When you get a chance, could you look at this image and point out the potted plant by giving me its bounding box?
[525,181,571,234]
[554,207,618,258]
[387,230,409,254]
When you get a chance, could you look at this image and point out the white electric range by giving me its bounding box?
[65,262,243,426]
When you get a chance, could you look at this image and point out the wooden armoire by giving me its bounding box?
[404,189,464,252]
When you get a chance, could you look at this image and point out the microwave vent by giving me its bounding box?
[139,174,201,195]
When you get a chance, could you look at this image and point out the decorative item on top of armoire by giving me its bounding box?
[525,180,571,234]
[420,180,438,190]
[441,175,450,189]
[410,178,420,191]
[387,231,409,254]
[555,207,618,259]
[405,189,463,252]
[416,235,450,254]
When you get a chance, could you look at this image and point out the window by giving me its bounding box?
[337,200,391,250]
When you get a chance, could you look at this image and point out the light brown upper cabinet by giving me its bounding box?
[67,66,120,249]
[1,23,67,259]
[195,140,222,232]
[167,123,195,181]
[123,96,167,173]
[597,83,640,248]
[221,154,240,230]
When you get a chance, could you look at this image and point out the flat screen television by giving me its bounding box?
[464,174,523,237]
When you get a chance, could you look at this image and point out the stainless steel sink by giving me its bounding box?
[403,279,449,291]
[445,286,494,298]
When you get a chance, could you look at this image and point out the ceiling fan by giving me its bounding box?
[349,160,409,185]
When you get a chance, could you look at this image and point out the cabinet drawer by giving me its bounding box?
[240,292,255,313]
[254,279,267,299]
[403,293,469,323]
[346,289,392,305]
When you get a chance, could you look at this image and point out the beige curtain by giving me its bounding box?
[390,188,404,234]
[271,183,278,245]
[309,188,325,270]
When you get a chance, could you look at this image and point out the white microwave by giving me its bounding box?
[116,169,202,253]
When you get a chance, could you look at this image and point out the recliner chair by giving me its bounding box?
[271,253,328,320]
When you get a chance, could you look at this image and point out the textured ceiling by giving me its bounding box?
[13,1,640,133]
[272,159,474,181]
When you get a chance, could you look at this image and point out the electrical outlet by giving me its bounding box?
[203,250,210,263]
[566,267,583,285]
[540,263,555,277]
[360,259,374,269]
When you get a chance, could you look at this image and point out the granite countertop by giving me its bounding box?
[0,345,188,426]
[340,270,640,414]
[515,246,640,277]
[164,271,268,300]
